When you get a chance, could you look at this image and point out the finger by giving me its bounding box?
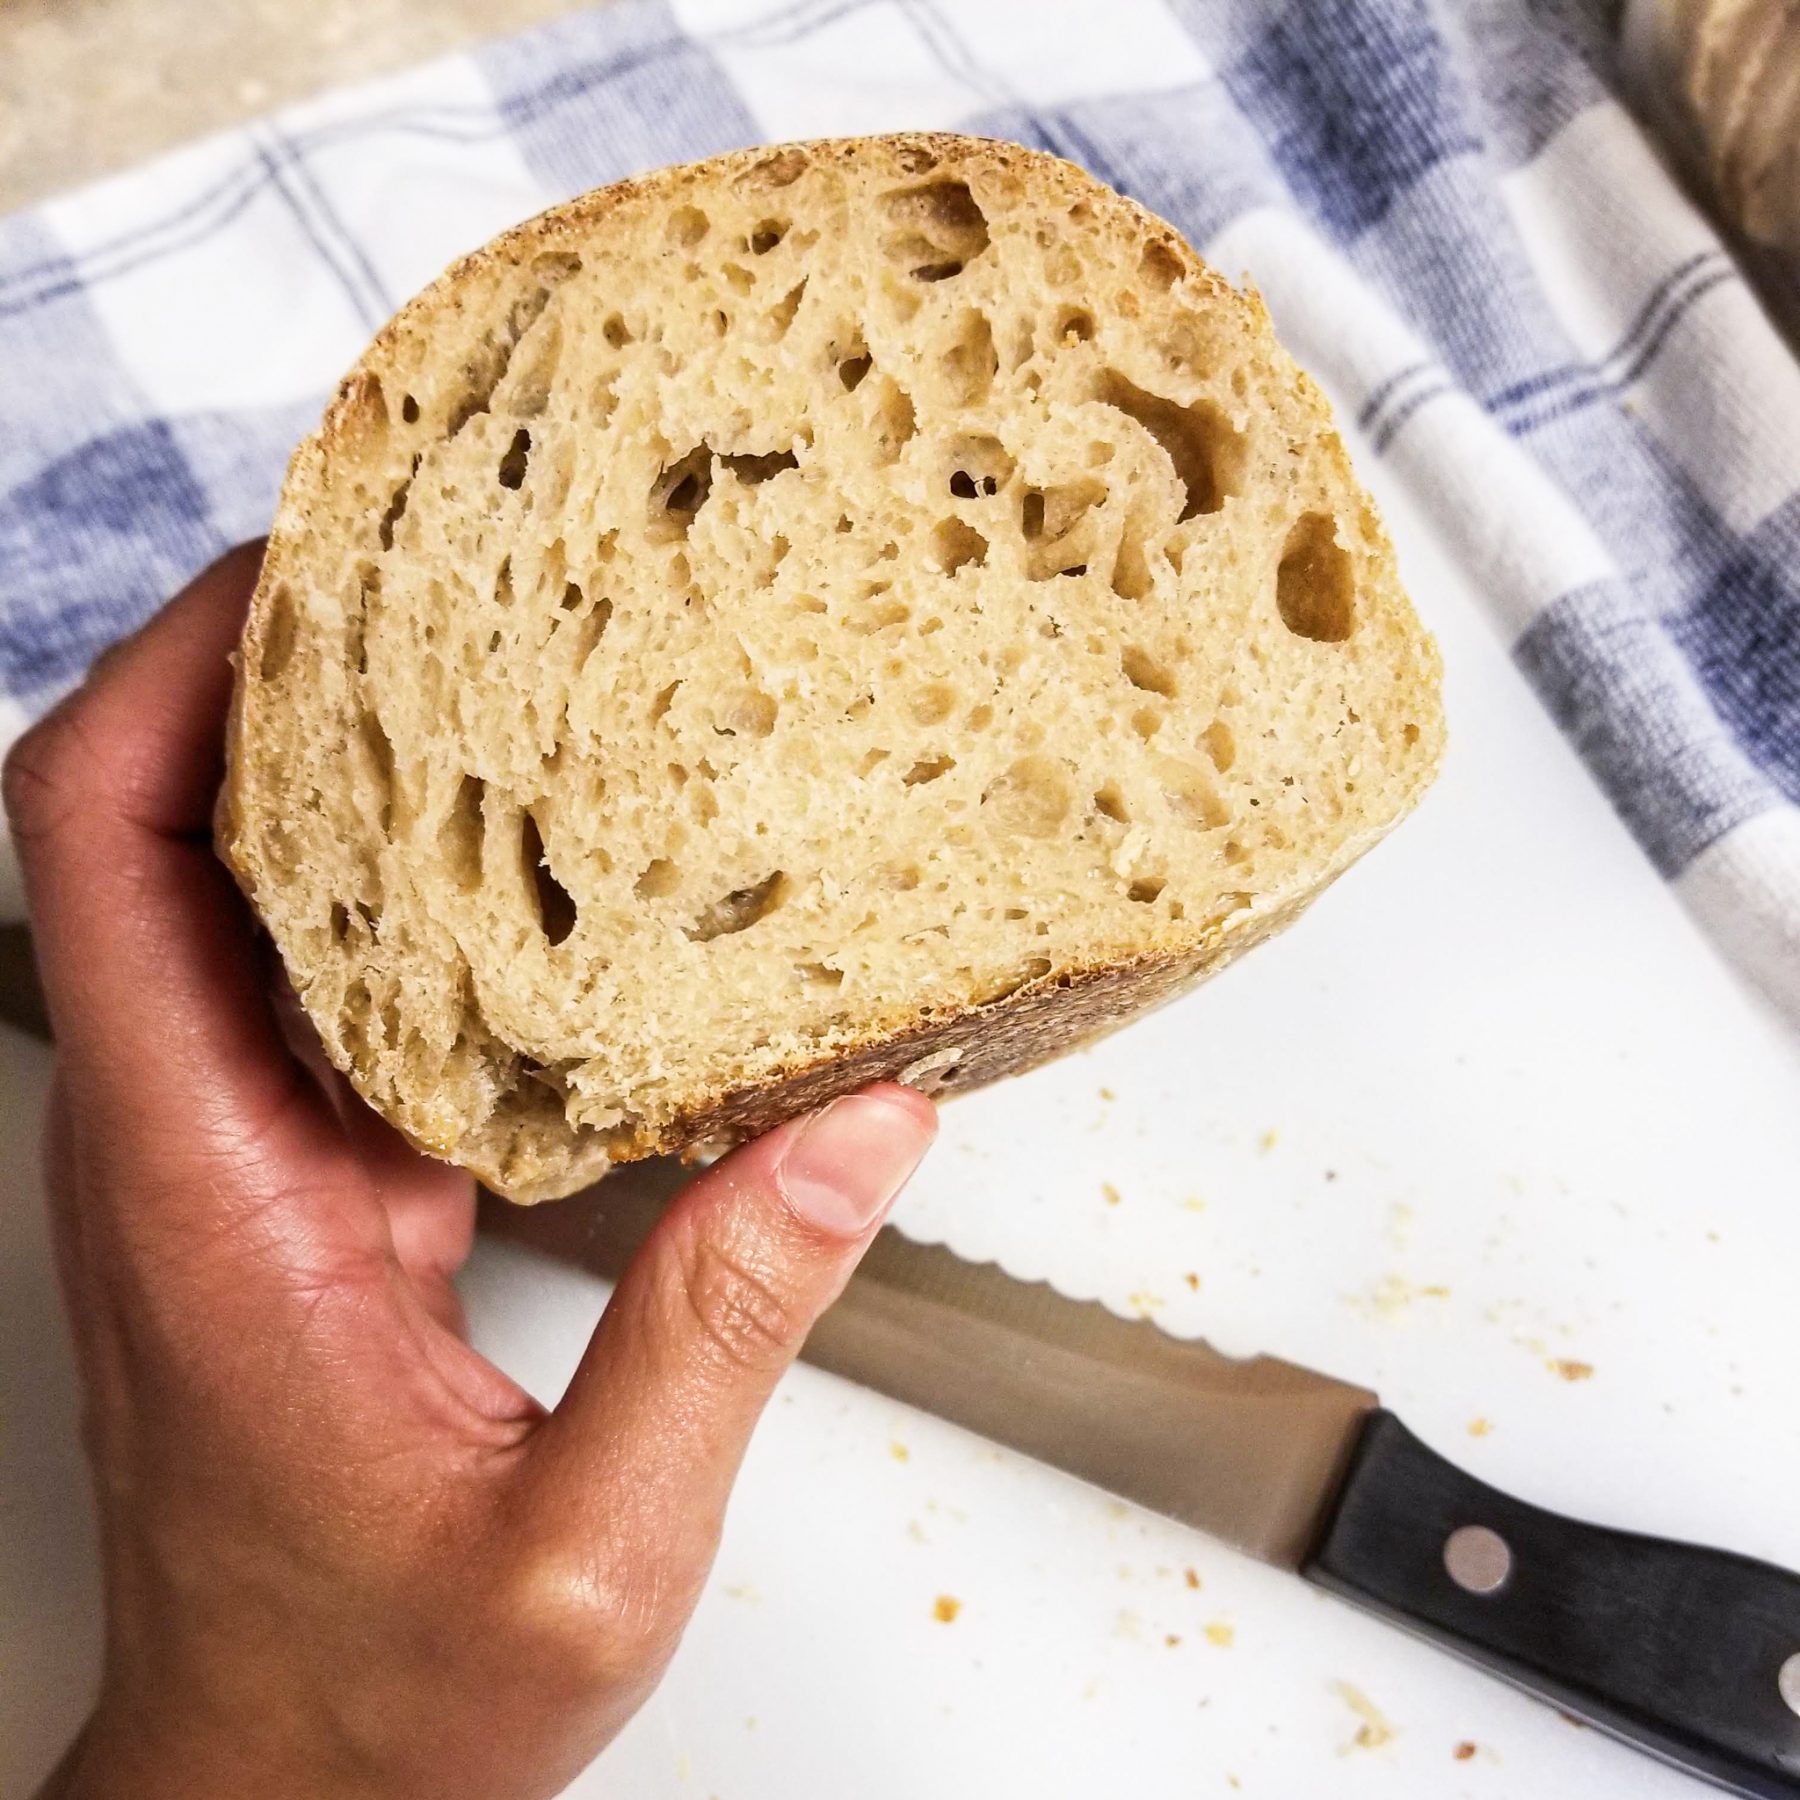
[526,1085,936,1577]
[3,544,335,1179]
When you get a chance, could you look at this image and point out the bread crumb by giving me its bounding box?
[1467,1416,1493,1437]
[1258,1129,1279,1153]
[1184,1567,1202,1589]
[1099,1086,1116,1101]
[1165,1633,1182,1647]
[1102,1181,1122,1206]
[1204,1620,1235,1647]
[1184,1271,1201,1291]
[889,1439,910,1462]
[933,1594,962,1623]
[1181,1195,1207,1212]
[906,1519,928,1544]
[1129,1290,1164,1317]
[723,1581,760,1602]
[1454,1740,1477,1761]
[1332,1681,1396,1753]
[1548,1358,1595,1382]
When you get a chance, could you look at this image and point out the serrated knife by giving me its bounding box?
[482,1165,1800,1799]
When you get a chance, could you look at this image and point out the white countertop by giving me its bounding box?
[5,456,1800,1797]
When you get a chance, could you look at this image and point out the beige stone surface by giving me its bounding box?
[0,0,600,213]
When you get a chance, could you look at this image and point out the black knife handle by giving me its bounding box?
[1304,1411,1800,1797]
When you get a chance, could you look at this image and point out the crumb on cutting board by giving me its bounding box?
[1184,1567,1202,1589]
[1332,1681,1397,1753]
[933,1594,961,1624]
[1548,1357,1595,1382]
[1468,1416,1493,1437]
[1203,1620,1235,1647]
[889,1439,909,1462]
[1184,1271,1201,1291]
[1102,1181,1123,1206]
[1454,1740,1478,1760]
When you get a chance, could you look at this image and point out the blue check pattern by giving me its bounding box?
[2,0,1797,1018]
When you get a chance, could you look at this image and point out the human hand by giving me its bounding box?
[6,545,937,1800]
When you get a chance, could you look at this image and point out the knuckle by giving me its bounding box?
[497,1540,680,1693]
[2,705,94,849]
[673,1234,802,1377]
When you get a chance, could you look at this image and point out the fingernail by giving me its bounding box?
[777,1094,935,1238]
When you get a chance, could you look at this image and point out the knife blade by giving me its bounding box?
[481,1166,1800,1800]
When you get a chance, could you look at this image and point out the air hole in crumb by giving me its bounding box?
[950,470,978,500]
[1128,876,1166,903]
[967,702,994,731]
[797,961,845,988]
[839,352,873,391]
[874,379,917,458]
[1276,513,1356,642]
[1140,240,1184,290]
[1160,757,1230,830]
[1057,308,1095,343]
[911,682,958,725]
[258,583,299,681]
[634,857,681,900]
[377,457,420,550]
[1204,719,1236,771]
[904,754,956,786]
[669,205,709,247]
[1403,721,1421,746]
[497,427,531,490]
[1098,370,1244,519]
[1122,645,1178,697]
[602,313,632,348]
[687,871,786,942]
[651,680,680,724]
[400,393,420,424]
[1021,490,1045,539]
[769,280,806,337]
[652,447,714,532]
[492,556,514,608]
[750,219,788,254]
[984,754,1074,838]
[743,146,808,189]
[560,580,583,611]
[721,448,799,484]
[439,774,485,891]
[1131,706,1162,741]
[941,311,998,407]
[932,518,988,574]
[1112,519,1154,600]
[520,811,576,944]
[1094,784,1129,823]
[329,901,350,939]
[1224,838,1248,864]
[716,689,777,738]
[880,177,991,276]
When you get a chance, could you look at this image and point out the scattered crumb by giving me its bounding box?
[1184,1567,1202,1589]
[1548,1358,1595,1382]
[906,1519,928,1544]
[1129,1290,1164,1318]
[933,1595,962,1624]
[677,1754,691,1781]
[1204,1620,1235,1647]
[1105,1499,1131,1521]
[1557,1710,1590,1730]
[1181,1194,1207,1212]
[1333,1681,1397,1753]
[1227,1777,1241,1790]
[1386,1201,1414,1249]
[1165,1633,1182,1647]
[1454,1740,1477,1761]
[1184,1272,1201,1291]
[1467,1416,1493,1438]
[1102,1181,1123,1206]
[744,1716,758,1733]
[1420,1283,1452,1299]
[1258,1129,1279,1153]
[889,1440,910,1462]
[1099,1086,1116,1102]
[1706,1229,1721,1244]
[1324,1169,1338,1182]
[723,1581,760,1603]
[1081,1678,1104,1701]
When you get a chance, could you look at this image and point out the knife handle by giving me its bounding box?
[1304,1412,1800,1797]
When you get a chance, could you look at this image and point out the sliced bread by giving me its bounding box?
[220,133,1444,1202]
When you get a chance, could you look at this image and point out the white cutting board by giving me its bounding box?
[4,453,1799,1797]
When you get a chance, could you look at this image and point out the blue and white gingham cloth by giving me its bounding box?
[2,0,1798,1022]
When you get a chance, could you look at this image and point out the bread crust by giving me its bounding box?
[220,132,1442,1203]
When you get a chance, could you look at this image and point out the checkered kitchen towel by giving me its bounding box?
[2,0,1798,1021]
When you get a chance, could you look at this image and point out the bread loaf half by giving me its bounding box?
[221,134,1443,1202]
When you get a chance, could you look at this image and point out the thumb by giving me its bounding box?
[524,1084,936,1579]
